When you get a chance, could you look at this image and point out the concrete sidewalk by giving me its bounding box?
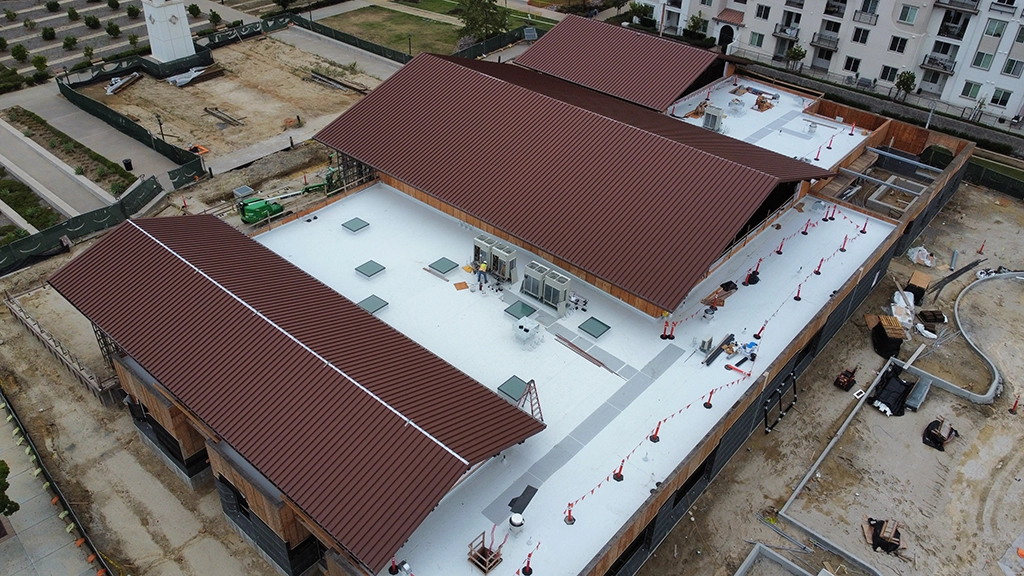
[0,403,94,576]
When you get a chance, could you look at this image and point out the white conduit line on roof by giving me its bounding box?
[126,220,470,466]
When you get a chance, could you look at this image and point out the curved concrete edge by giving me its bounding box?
[734,543,812,576]
[0,119,118,207]
[0,148,79,218]
[946,272,1018,404]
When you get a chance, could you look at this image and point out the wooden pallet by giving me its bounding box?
[878,315,906,339]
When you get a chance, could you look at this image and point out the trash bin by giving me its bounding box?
[122,158,133,171]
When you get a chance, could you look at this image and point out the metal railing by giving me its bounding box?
[773,23,800,39]
[990,1,1017,14]
[784,0,804,7]
[938,23,968,40]
[811,32,839,50]
[921,53,957,73]
[935,0,980,11]
[824,0,847,16]
[852,10,878,24]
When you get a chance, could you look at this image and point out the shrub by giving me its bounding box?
[70,59,92,71]
[0,38,6,51]
[23,18,36,29]
[48,137,59,148]
[84,15,100,28]
[107,0,119,10]
[230,19,242,27]
[67,7,79,20]
[46,0,60,12]
[63,36,77,50]
[31,55,47,73]
[110,181,125,196]
[62,141,74,153]
[97,166,107,178]
[11,44,27,62]
[105,21,120,37]
[187,3,201,17]
[41,27,56,41]
[3,9,15,21]
[83,45,94,59]
[32,70,49,84]
[208,9,221,24]
[128,33,138,48]
[126,4,139,17]
[74,166,84,175]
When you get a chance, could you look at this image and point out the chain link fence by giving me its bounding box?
[453,26,547,59]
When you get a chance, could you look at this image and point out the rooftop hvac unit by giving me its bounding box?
[543,270,571,315]
[473,234,496,265]
[490,243,518,283]
[522,261,549,300]
[703,105,723,132]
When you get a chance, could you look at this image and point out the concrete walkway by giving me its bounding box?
[0,402,94,576]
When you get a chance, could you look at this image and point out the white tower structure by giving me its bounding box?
[142,0,196,63]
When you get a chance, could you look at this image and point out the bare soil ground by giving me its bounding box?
[0,257,275,576]
[639,183,1024,576]
[78,35,379,159]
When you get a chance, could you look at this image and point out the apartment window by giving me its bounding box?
[860,0,878,12]
[985,19,1008,37]
[887,36,907,53]
[880,65,898,82]
[972,51,994,70]
[824,20,842,34]
[756,4,770,19]
[992,88,1012,106]
[735,0,747,4]
[1003,58,1024,77]
[898,5,917,24]
[844,56,861,72]
[1016,26,1024,43]
[922,70,941,84]
[996,0,1016,5]
[700,0,712,5]
[750,31,764,47]
[852,28,869,43]
[962,81,981,99]
[816,48,834,60]
[933,40,956,55]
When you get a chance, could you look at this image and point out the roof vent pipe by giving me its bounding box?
[510,513,525,534]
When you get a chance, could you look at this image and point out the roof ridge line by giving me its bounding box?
[125,219,470,466]
[443,57,776,181]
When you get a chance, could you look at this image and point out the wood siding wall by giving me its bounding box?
[114,358,206,459]
[207,443,312,546]
[379,174,669,317]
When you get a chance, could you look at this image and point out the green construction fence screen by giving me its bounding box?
[922,145,1024,200]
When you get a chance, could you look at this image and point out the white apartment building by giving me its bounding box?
[646,0,1024,121]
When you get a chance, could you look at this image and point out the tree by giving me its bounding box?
[0,461,19,517]
[610,0,628,14]
[0,37,6,51]
[41,26,56,41]
[46,0,60,12]
[457,0,508,42]
[627,1,652,20]
[83,44,94,59]
[4,9,16,21]
[274,0,294,9]
[31,54,47,73]
[128,33,138,48]
[126,4,140,18]
[208,9,222,24]
[685,10,707,36]
[105,21,120,37]
[11,43,27,62]
[84,15,101,28]
[894,70,916,102]
[68,7,80,20]
[187,3,201,17]
[785,43,806,71]
[63,36,78,50]
[107,0,119,10]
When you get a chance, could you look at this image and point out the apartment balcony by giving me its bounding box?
[824,0,847,16]
[667,0,682,8]
[920,53,958,74]
[938,23,968,40]
[990,1,1017,15]
[935,0,979,12]
[852,10,878,24]
[785,0,804,7]
[773,23,800,39]
[810,32,840,50]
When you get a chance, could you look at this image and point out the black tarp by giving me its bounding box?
[868,367,915,417]
[871,323,903,359]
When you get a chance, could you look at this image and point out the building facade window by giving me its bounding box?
[1015,25,1024,43]
[1003,58,1024,77]
[844,56,861,72]
[991,88,1012,106]
[972,51,994,69]
[860,0,878,12]
[985,19,1008,37]
[880,65,898,82]
[735,0,747,4]
[756,4,770,19]
[750,31,764,47]
[853,28,869,43]
[700,0,712,5]
[922,70,942,84]
[962,81,981,99]
[889,36,907,53]
[816,48,834,61]
[824,20,841,34]
[898,5,917,24]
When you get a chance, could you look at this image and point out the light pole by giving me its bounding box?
[62,65,68,83]
[408,34,412,55]
[155,113,165,142]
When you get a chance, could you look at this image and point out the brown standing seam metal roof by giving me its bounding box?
[714,8,745,25]
[315,55,833,311]
[515,15,722,111]
[48,216,544,572]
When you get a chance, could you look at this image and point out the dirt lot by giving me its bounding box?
[639,183,1024,576]
[0,259,276,576]
[79,35,380,159]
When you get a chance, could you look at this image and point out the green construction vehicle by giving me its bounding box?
[239,197,285,224]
